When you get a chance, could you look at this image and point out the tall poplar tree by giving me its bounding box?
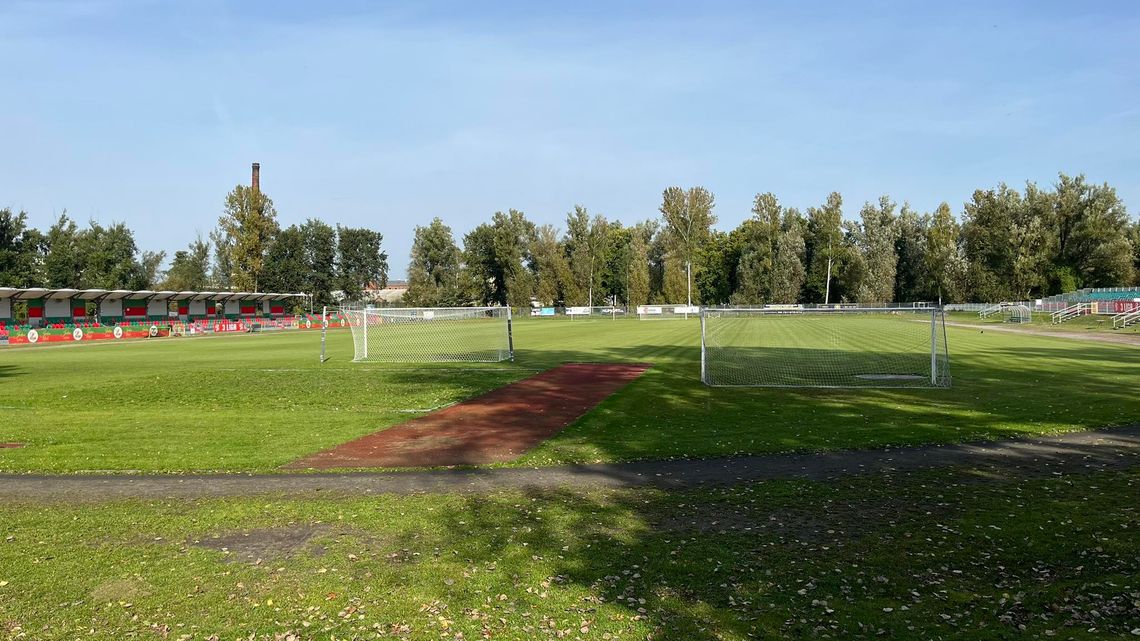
[659,186,716,306]
[216,185,278,291]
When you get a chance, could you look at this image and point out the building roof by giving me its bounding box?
[0,287,306,302]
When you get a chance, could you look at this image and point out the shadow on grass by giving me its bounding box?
[413,458,1140,639]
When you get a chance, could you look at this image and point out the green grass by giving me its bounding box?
[701,311,948,387]
[0,465,1136,639]
[1,317,1139,473]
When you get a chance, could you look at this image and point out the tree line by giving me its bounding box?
[3,172,1135,308]
[0,184,389,307]
[404,173,1140,307]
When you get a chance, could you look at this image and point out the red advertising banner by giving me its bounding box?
[1110,301,1140,313]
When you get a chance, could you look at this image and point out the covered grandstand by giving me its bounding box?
[0,288,343,345]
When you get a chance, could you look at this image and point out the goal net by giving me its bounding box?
[700,307,950,388]
[341,307,513,362]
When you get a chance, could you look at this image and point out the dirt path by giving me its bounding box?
[2,426,1137,503]
[287,363,652,468]
[946,321,1140,347]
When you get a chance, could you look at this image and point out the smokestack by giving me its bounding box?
[251,162,260,192]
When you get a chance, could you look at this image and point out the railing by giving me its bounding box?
[1051,303,1092,324]
[1112,309,1140,329]
[978,303,1003,318]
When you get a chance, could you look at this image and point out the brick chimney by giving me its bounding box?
[251,162,260,192]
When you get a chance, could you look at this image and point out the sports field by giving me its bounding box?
[2,317,1139,639]
[0,316,1138,473]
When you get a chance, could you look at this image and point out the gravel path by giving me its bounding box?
[2,426,1137,503]
[945,321,1140,347]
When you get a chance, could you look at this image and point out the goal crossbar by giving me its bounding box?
[342,306,514,363]
[700,307,950,388]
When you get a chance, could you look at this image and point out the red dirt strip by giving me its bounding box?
[286,363,651,469]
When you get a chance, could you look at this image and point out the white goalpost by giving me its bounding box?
[341,307,514,362]
[700,307,951,388]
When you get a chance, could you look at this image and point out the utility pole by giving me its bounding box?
[686,260,692,307]
[824,240,833,305]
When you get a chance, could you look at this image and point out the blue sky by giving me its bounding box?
[2,0,1137,278]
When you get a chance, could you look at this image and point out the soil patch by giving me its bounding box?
[192,525,333,563]
[287,363,651,469]
[0,443,24,449]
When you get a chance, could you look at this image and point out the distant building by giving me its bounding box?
[365,280,407,304]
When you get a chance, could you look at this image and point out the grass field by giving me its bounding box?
[0,316,1139,473]
[1,465,1136,639]
[2,316,1138,640]
[701,310,949,387]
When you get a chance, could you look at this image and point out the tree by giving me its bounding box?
[216,185,279,291]
[852,195,900,303]
[925,202,964,302]
[42,214,82,288]
[0,208,41,287]
[893,204,928,303]
[1132,221,1140,286]
[836,221,867,303]
[139,250,166,288]
[662,256,688,304]
[261,226,308,294]
[962,184,1025,301]
[694,231,738,305]
[75,221,147,289]
[162,236,211,291]
[770,210,807,303]
[404,218,463,307]
[209,228,233,290]
[1010,183,1055,298]
[336,226,388,301]
[529,224,574,306]
[626,228,651,307]
[1047,173,1134,290]
[731,193,781,304]
[659,186,716,306]
[598,224,632,306]
[804,192,845,303]
[564,206,609,306]
[300,219,338,307]
[462,210,535,306]
[461,223,497,305]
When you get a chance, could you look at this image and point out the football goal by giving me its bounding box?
[341,307,513,362]
[700,307,950,388]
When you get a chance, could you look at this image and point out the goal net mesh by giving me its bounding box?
[701,307,950,388]
[341,307,513,362]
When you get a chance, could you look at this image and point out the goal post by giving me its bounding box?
[341,306,514,363]
[700,307,951,388]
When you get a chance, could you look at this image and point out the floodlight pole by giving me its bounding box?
[824,241,833,305]
[686,260,692,307]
